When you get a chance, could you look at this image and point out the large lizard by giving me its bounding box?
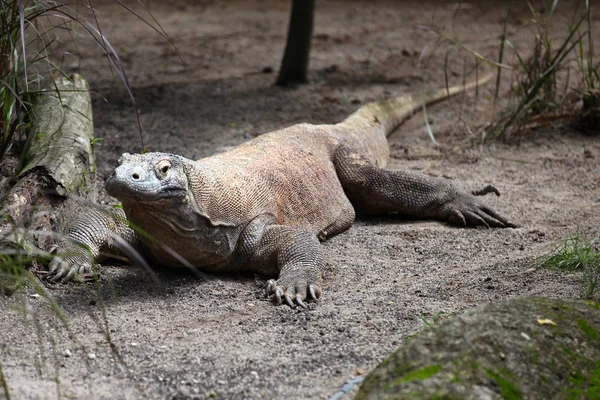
[49,77,515,307]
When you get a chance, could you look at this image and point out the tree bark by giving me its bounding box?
[21,74,95,196]
[0,74,96,252]
[276,0,315,86]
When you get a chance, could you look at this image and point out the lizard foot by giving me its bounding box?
[265,278,322,308]
[47,254,93,282]
[438,189,517,228]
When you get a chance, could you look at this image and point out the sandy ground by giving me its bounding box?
[2,1,600,399]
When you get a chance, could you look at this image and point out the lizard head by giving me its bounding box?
[105,152,189,204]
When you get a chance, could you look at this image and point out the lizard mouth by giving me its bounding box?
[156,187,187,198]
[105,175,186,202]
[131,186,187,202]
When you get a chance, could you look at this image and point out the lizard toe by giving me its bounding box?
[308,284,321,300]
[265,278,321,308]
[48,255,92,282]
[48,259,70,282]
[265,279,277,297]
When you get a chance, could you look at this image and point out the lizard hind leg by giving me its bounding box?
[332,144,516,227]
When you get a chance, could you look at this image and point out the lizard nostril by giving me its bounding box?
[132,173,140,180]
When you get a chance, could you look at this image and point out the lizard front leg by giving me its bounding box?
[48,208,140,281]
[248,225,323,308]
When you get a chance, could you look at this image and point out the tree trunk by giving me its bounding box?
[21,74,95,196]
[0,74,96,253]
[276,0,315,86]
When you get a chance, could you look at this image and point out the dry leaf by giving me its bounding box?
[537,318,557,326]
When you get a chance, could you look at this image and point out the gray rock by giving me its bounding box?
[356,297,600,400]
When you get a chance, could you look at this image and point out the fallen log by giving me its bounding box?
[0,74,96,255]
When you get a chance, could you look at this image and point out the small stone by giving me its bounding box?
[30,294,40,299]
[356,368,364,375]
[130,342,138,347]
[64,349,72,358]
[87,353,96,360]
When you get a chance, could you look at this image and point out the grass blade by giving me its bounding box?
[418,25,512,69]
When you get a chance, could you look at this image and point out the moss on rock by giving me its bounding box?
[355,298,600,400]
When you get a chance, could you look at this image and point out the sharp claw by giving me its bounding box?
[284,294,295,308]
[65,268,77,281]
[49,258,60,274]
[472,185,500,197]
[266,279,276,296]
[480,205,517,228]
[447,209,466,227]
[465,210,490,228]
[474,208,505,228]
[309,285,318,300]
[50,265,68,282]
[295,294,307,308]
[275,288,283,305]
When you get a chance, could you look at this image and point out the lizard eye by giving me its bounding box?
[157,161,171,175]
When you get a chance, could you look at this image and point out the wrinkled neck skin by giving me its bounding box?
[119,159,241,270]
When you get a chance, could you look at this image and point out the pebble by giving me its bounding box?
[64,349,72,358]
[87,353,96,360]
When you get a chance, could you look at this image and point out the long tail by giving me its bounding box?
[339,73,494,137]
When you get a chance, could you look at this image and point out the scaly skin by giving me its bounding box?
[49,77,515,307]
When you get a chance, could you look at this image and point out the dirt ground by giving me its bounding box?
[2,1,600,399]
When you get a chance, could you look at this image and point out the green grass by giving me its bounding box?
[485,368,522,400]
[386,365,442,390]
[540,237,600,299]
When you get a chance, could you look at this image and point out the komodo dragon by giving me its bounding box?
[48,77,515,307]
